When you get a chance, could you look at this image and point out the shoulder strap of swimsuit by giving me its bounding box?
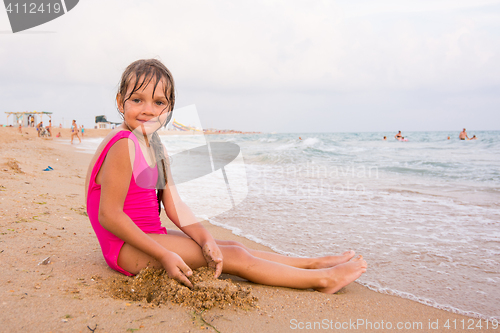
[89,131,134,188]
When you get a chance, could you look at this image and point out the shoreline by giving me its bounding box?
[0,126,496,332]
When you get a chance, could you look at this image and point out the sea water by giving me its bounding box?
[77,130,500,320]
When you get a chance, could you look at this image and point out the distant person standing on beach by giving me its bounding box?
[81,125,85,138]
[36,121,43,137]
[459,128,469,140]
[71,120,81,144]
[46,120,52,137]
[395,131,402,139]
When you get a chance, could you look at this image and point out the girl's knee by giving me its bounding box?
[227,240,246,248]
[223,245,251,262]
[222,246,254,275]
[217,240,247,249]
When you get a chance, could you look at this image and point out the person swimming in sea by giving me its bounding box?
[459,128,469,140]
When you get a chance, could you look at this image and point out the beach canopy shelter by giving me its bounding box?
[4,111,52,127]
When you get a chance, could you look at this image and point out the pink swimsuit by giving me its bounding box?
[87,131,167,276]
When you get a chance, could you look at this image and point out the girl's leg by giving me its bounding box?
[217,240,355,269]
[219,244,367,293]
[166,229,355,269]
[117,233,367,293]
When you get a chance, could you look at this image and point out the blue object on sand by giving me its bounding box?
[43,166,53,171]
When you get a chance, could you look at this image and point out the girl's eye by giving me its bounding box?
[132,99,141,103]
[156,101,165,106]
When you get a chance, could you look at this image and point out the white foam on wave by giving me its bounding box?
[301,137,320,147]
[275,142,297,151]
[258,137,277,143]
[359,281,500,322]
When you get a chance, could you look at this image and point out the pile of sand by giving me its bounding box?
[4,158,23,173]
[104,267,258,310]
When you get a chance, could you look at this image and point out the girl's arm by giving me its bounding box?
[98,138,193,287]
[161,158,223,277]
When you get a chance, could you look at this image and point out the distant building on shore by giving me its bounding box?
[95,115,120,129]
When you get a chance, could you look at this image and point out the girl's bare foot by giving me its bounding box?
[315,255,367,294]
[311,250,356,269]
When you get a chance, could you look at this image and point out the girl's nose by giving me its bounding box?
[142,102,156,115]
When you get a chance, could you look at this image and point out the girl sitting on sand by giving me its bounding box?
[85,59,366,292]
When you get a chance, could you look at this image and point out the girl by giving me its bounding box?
[85,59,366,292]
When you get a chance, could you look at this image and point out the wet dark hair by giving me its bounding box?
[117,59,176,214]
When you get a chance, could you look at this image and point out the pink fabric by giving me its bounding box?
[87,131,167,276]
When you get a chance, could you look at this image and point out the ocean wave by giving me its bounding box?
[300,137,321,147]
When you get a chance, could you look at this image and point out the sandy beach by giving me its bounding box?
[0,126,497,332]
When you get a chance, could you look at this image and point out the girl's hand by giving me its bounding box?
[159,251,193,288]
[202,241,223,278]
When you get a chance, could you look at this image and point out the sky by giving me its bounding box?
[1,0,500,133]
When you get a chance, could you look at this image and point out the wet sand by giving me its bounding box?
[0,126,496,332]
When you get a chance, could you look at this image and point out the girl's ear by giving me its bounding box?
[116,94,124,113]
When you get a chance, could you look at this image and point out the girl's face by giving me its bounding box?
[118,76,170,134]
